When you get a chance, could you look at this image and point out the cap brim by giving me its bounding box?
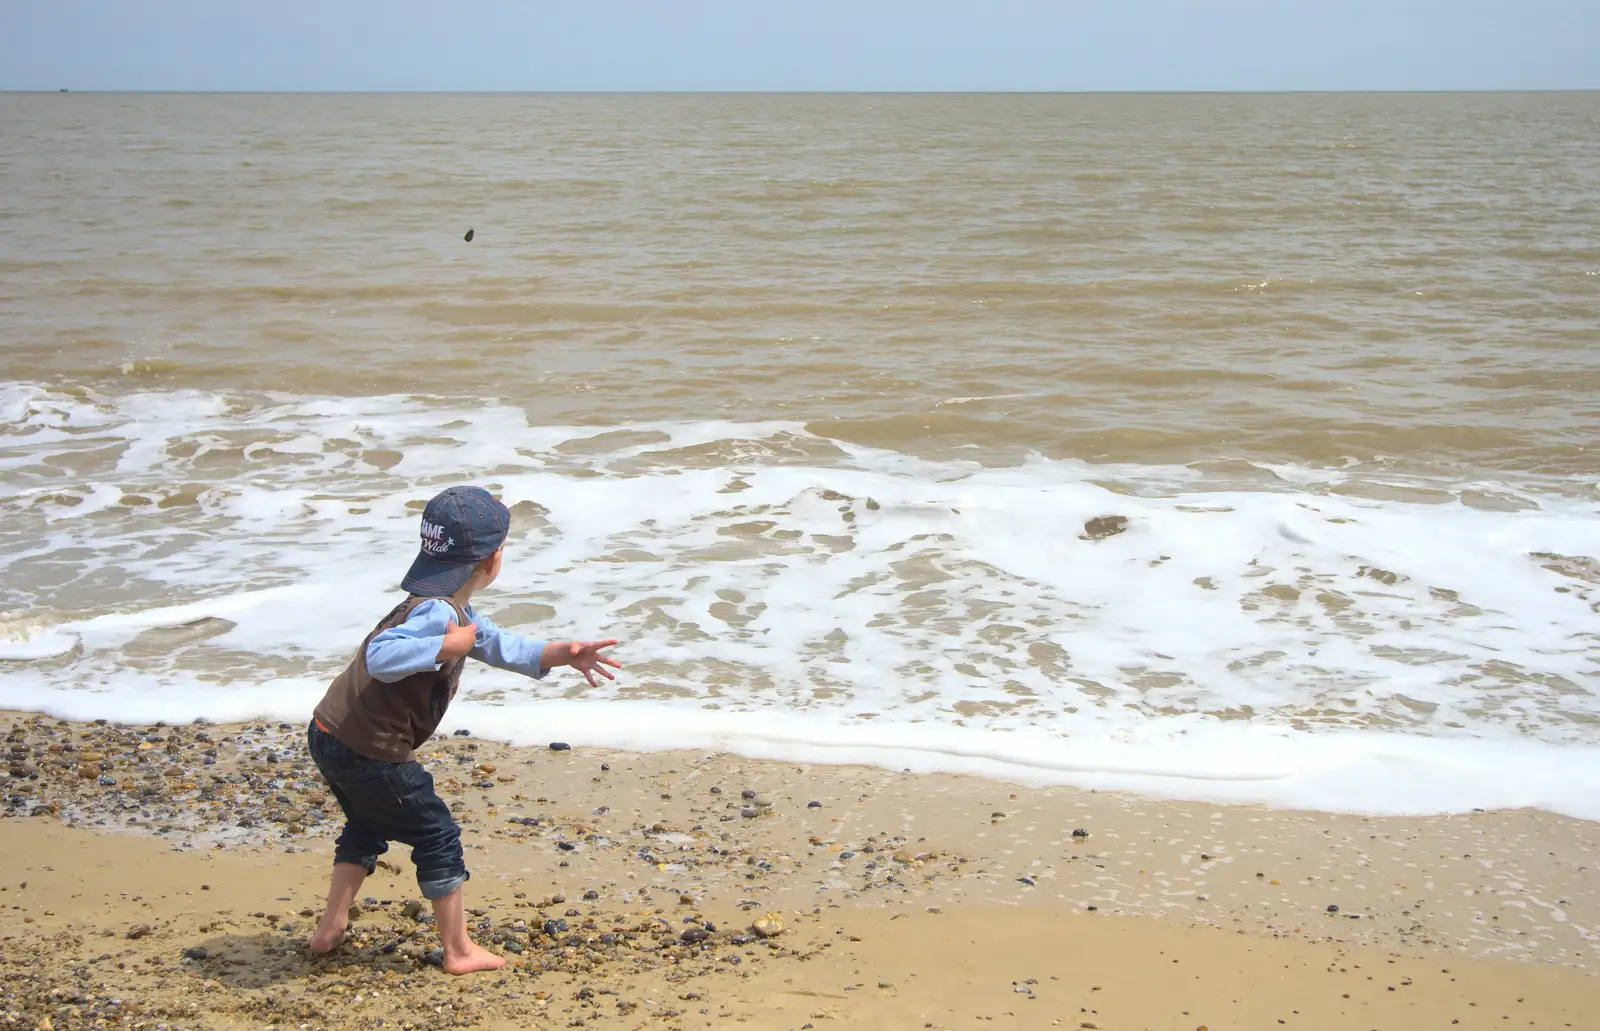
[400,551,476,598]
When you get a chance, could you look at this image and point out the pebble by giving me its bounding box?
[401,900,424,921]
[752,913,785,938]
[807,800,822,808]
[1072,828,1090,839]
[740,807,760,819]
[463,229,475,242]
[740,789,757,799]
[453,729,472,737]
[549,742,571,751]
[1017,876,1036,886]
[1327,904,1340,913]
[183,947,208,961]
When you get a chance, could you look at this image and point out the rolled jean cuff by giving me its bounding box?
[419,868,469,900]
[334,854,378,876]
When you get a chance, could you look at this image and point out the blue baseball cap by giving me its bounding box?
[400,486,511,597]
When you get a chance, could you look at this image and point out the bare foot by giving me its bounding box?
[442,941,505,975]
[308,914,347,955]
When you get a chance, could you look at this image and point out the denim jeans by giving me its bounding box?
[306,720,468,900]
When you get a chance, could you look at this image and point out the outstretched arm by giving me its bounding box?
[466,609,550,679]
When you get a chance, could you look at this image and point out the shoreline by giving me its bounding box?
[5,708,1599,1029]
[14,690,1600,823]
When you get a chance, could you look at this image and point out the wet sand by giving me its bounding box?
[3,710,1598,1030]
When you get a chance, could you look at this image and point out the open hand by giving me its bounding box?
[562,640,622,687]
[438,619,478,662]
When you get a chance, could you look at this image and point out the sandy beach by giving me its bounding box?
[6,89,1600,1031]
[4,710,1598,1030]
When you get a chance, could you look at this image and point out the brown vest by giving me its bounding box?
[313,595,469,763]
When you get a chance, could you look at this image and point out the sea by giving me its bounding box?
[2,92,1597,817]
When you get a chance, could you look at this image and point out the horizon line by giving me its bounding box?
[8,87,1600,96]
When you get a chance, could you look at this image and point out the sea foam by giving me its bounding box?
[2,383,1597,818]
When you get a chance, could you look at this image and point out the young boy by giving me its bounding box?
[306,485,620,974]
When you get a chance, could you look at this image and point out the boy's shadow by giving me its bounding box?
[187,929,421,989]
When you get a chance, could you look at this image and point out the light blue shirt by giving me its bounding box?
[366,598,549,683]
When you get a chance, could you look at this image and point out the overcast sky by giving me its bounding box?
[2,0,1595,92]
